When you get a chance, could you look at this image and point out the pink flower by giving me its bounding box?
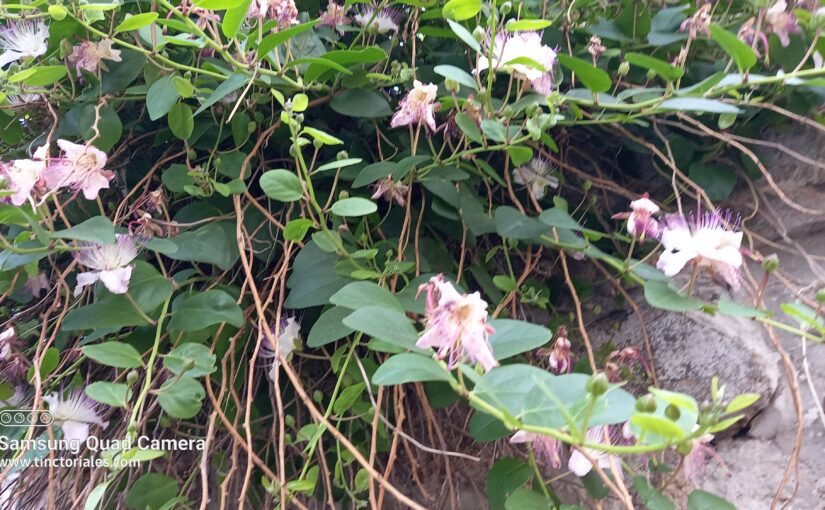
[353,5,403,34]
[476,32,558,95]
[391,80,439,131]
[371,176,409,206]
[765,0,799,47]
[683,428,723,481]
[73,234,139,296]
[69,39,121,76]
[612,194,661,241]
[0,145,49,206]
[679,4,712,38]
[44,140,113,200]
[0,20,48,68]
[247,0,299,27]
[656,211,743,288]
[510,431,562,469]
[568,427,622,478]
[416,274,498,372]
[319,1,350,31]
[538,326,572,374]
[738,19,770,58]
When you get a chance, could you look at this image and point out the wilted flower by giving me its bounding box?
[371,176,409,206]
[44,139,113,200]
[247,0,299,27]
[261,317,301,380]
[43,390,108,443]
[0,327,14,360]
[5,92,41,108]
[605,346,650,382]
[679,4,712,38]
[738,18,770,58]
[0,145,49,206]
[390,80,439,131]
[69,39,122,76]
[0,20,48,68]
[353,5,403,34]
[510,431,562,469]
[683,427,723,481]
[587,35,606,60]
[319,1,350,31]
[568,427,622,478]
[538,326,572,374]
[73,234,139,297]
[476,32,558,95]
[612,194,661,241]
[416,274,498,372]
[657,211,743,288]
[25,272,49,297]
[513,158,558,200]
[765,0,799,47]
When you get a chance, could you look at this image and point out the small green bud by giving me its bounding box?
[699,400,713,414]
[59,39,73,59]
[646,69,657,81]
[284,433,293,445]
[617,61,630,76]
[295,113,304,124]
[284,414,295,428]
[586,373,610,397]
[126,370,139,386]
[816,288,825,303]
[582,180,592,192]
[762,254,779,272]
[635,394,657,413]
[337,150,349,160]
[338,190,350,200]
[665,404,681,421]
[313,390,324,403]
[313,138,324,150]
[499,1,512,15]
[472,26,486,43]
[247,121,257,134]
[182,359,196,372]
[254,111,264,123]
[48,5,68,20]
[676,441,693,455]
[444,78,460,93]
[187,149,197,160]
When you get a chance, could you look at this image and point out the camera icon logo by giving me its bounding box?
[0,410,53,427]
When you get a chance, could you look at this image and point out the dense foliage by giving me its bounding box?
[1,0,824,508]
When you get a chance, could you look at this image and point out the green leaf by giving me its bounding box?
[443,0,481,21]
[316,158,363,173]
[657,98,741,114]
[257,20,320,57]
[193,0,244,9]
[304,47,386,82]
[85,381,132,407]
[194,73,248,115]
[331,197,378,217]
[487,458,533,510]
[726,393,760,414]
[329,281,403,311]
[330,89,392,118]
[83,341,143,369]
[307,306,354,347]
[644,281,704,311]
[283,218,314,242]
[222,0,253,38]
[504,489,554,510]
[163,343,216,377]
[168,103,194,140]
[157,376,205,419]
[260,169,304,202]
[455,112,483,143]
[126,473,179,510]
[9,66,67,86]
[343,305,419,349]
[372,353,451,385]
[505,19,552,32]
[146,76,180,121]
[557,55,612,93]
[489,319,552,360]
[164,222,239,271]
[624,52,684,81]
[630,413,685,440]
[102,50,146,93]
[687,490,736,510]
[115,12,158,33]
[710,24,757,72]
[302,126,342,145]
[507,146,533,166]
[27,348,59,382]
[433,65,477,90]
[446,19,481,52]
[716,299,766,318]
[688,162,737,201]
[168,290,244,331]
[632,476,676,510]
[285,241,351,308]
[353,161,398,188]
[51,216,115,244]
[495,206,547,240]
[84,481,111,510]
[648,387,698,413]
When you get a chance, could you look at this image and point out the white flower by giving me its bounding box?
[0,327,14,361]
[73,234,139,297]
[510,431,562,469]
[262,317,301,380]
[656,212,743,288]
[43,390,108,443]
[416,274,498,372]
[69,39,121,76]
[513,158,558,200]
[568,427,621,478]
[476,32,557,94]
[390,80,439,131]
[353,5,403,34]
[613,194,661,240]
[0,21,48,68]
[43,139,113,200]
[0,145,49,206]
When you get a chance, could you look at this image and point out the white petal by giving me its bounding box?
[0,50,23,68]
[61,420,90,443]
[568,449,594,476]
[74,271,101,296]
[97,266,133,294]
[656,249,696,276]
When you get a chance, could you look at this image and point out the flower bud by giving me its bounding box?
[48,5,68,20]
[472,26,486,43]
[187,149,197,160]
[646,69,657,81]
[499,2,512,15]
[665,404,681,421]
[586,373,609,397]
[247,121,257,134]
[582,180,592,191]
[815,8,825,29]
[337,150,349,160]
[182,359,196,373]
[59,39,73,59]
[284,414,295,427]
[338,190,350,200]
[617,61,630,76]
[762,254,779,272]
[295,113,304,124]
[676,441,693,455]
[635,394,657,413]
[313,138,324,150]
[444,78,460,93]
[313,390,324,403]
[126,370,139,386]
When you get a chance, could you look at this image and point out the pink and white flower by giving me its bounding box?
[683,427,723,481]
[353,5,403,34]
[540,326,572,374]
[43,389,108,443]
[73,234,139,297]
[513,158,558,200]
[390,80,439,131]
[656,211,743,288]
[510,431,562,469]
[568,427,622,478]
[765,0,799,47]
[0,145,49,206]
[247,0,299,27]
[0,21,48,68]
[612,194,661,241]
[371,176,409,206]
[416,275,498,372]
[476,32,558,95]
[44,139,113,200]
[319,1,350,31]
[261,317,301,380]
[69,39,121,76]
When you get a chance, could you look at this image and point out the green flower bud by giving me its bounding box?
[762,254,779,272]
[313,390,324,403]
[182,359,196,372]
[187,149,197,160]
[59,39,73,59]
[499,1,512,15]
[617,61,630,76]
[295,113,304,124]
[582,180,592,191]
[646,69,657,81]
[699,400,713,414]
[337,150,349,160]
[313,138,324,150]
[126,370,139,386]
[472,26,486,44]
[247,121,257,134]
[339,190,350,200]
[284,414,295,428]
[48,5,68,20]
[816,288,825,303]
[676,441,693,455]
[665,404,681,421]
[444,78,460,93]
[635,394,657,413]
[586,373,610,397]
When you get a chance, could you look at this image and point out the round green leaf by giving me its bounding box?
[168,103,194,140]
[260,169,304,202]
[331,197,378,217]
